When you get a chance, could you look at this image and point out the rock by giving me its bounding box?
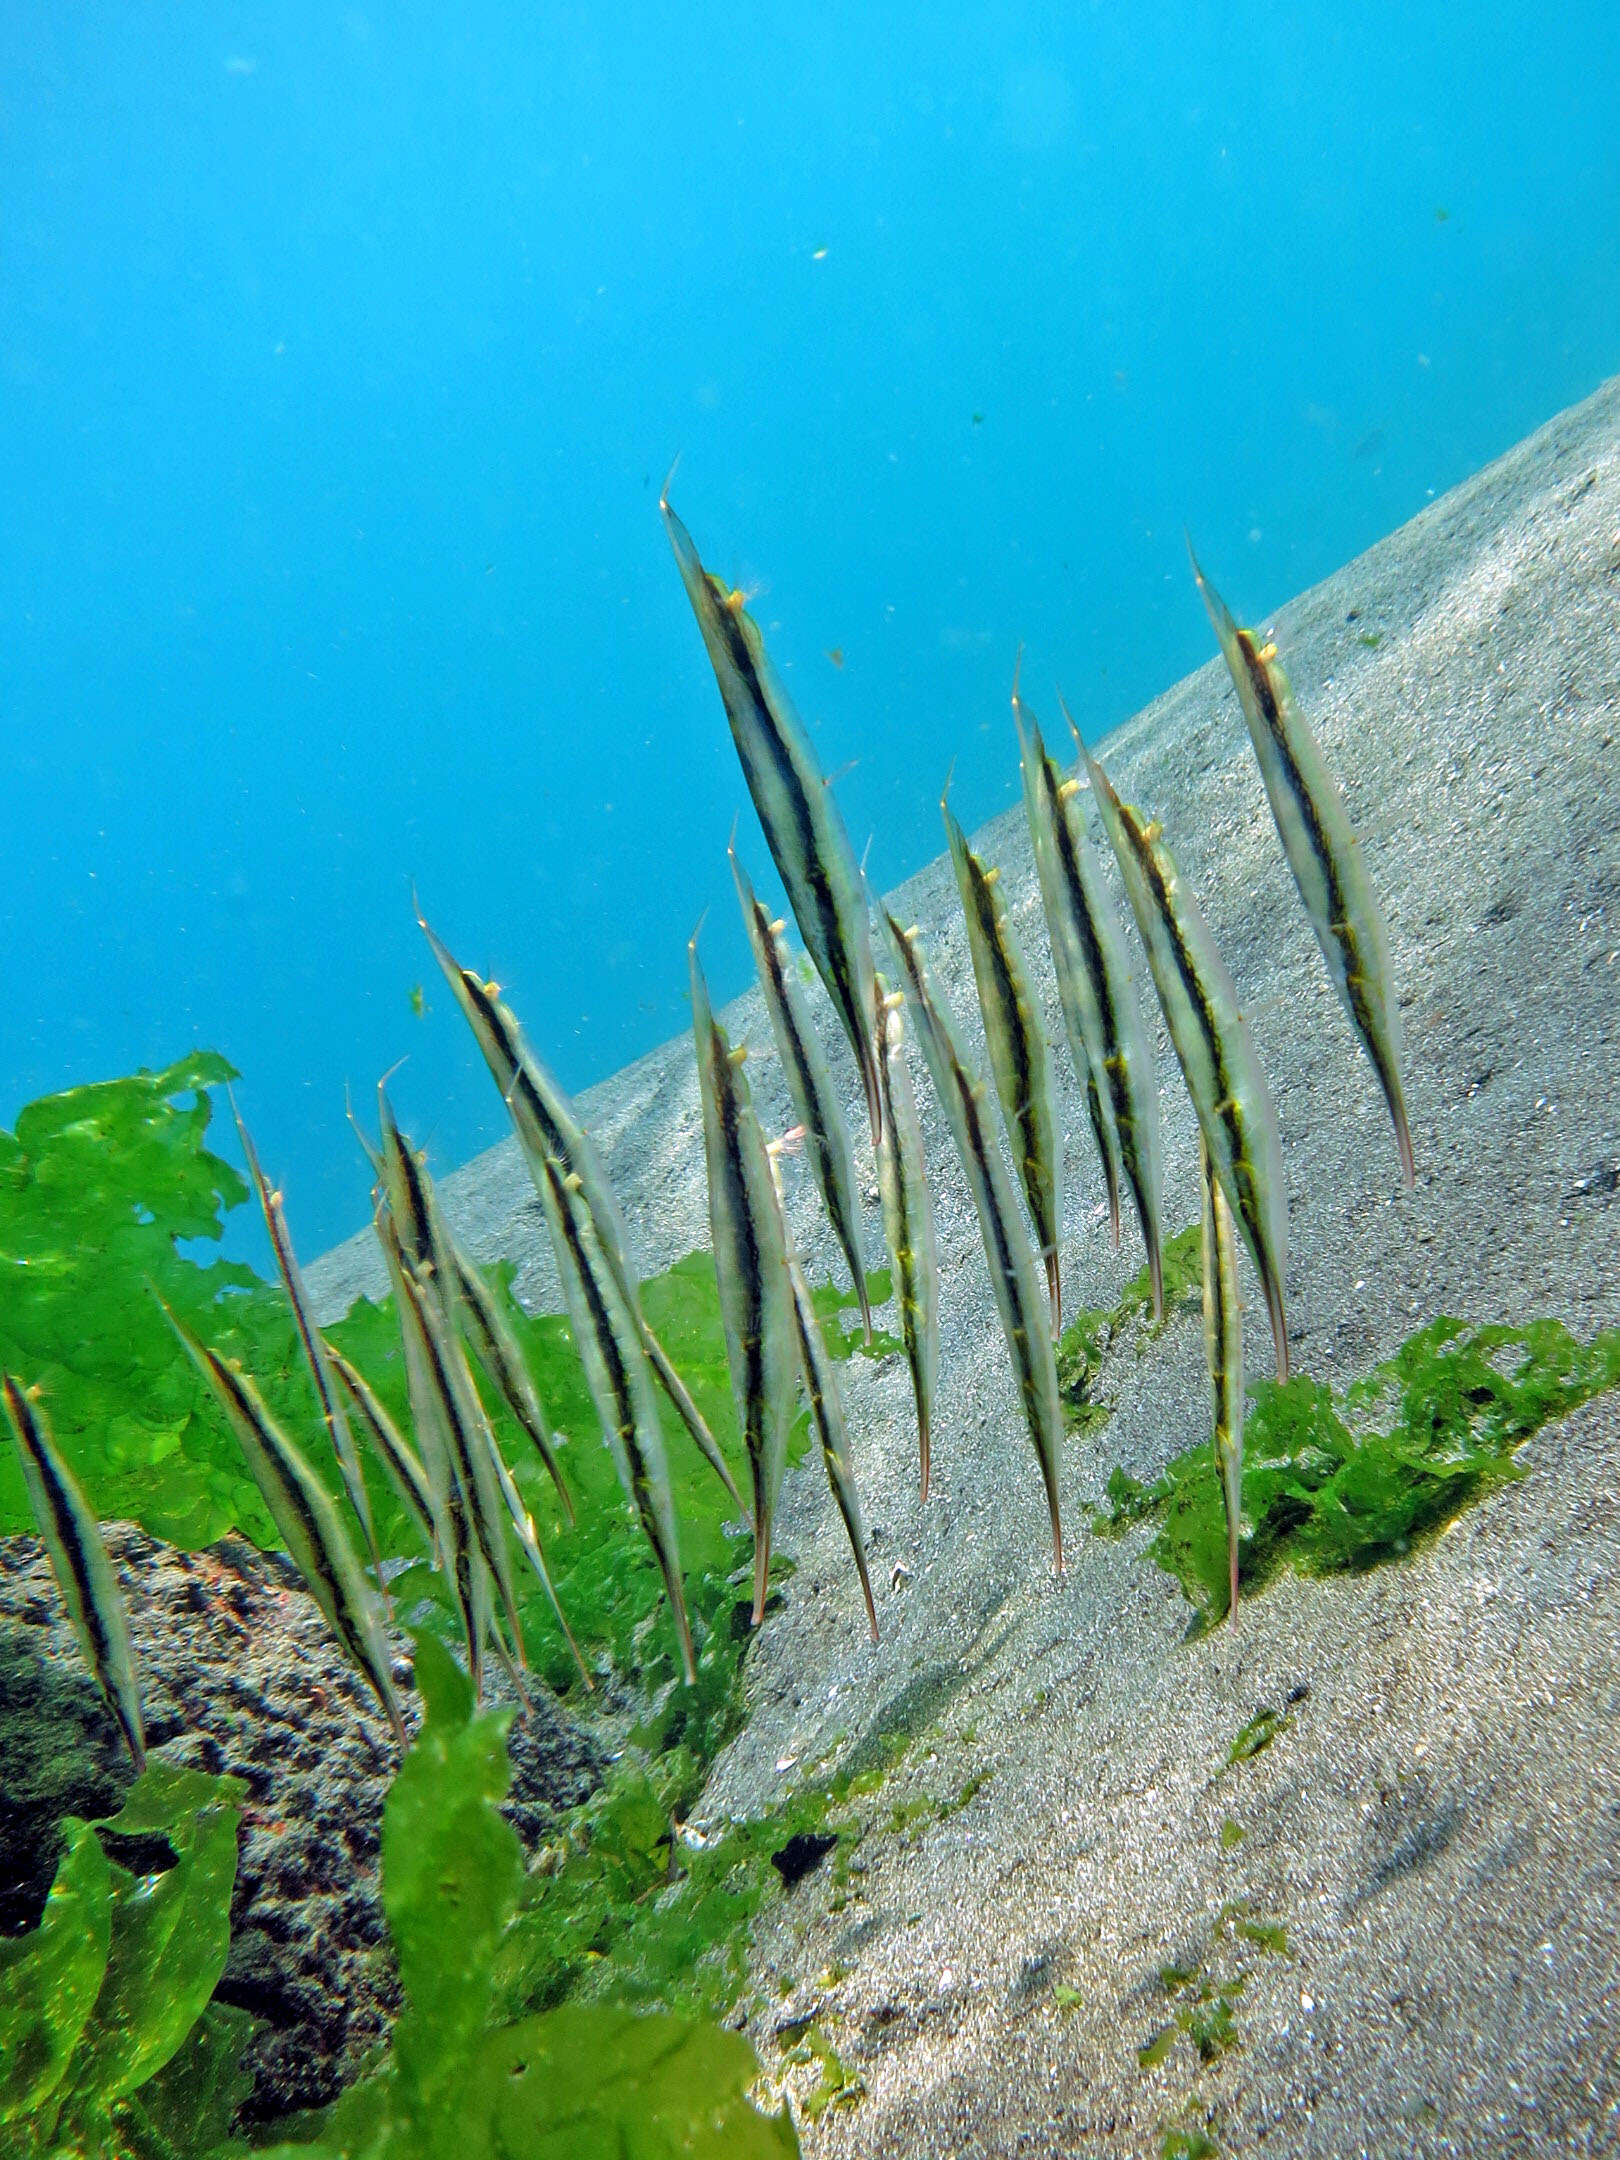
[0,1526,603,2123]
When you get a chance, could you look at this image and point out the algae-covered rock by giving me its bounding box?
[0,1525,603,2123]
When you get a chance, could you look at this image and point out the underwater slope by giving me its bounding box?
[311,371,1620,2155]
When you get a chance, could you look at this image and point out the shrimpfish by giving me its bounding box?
[1199,1133,1245,1623]
[873,975,939,1498]
[233,1099,384,1587]
[661,483,883,1149]
[1083,751,1291,1380]
[3,1375,146,1771]
[417,906,743,1512]
[691,932,798,1624]
[732,834,870,1341]
[942,782,1063,1332]
[325,1341,441,1563]
[164,1314,405,1745]
[1017,685,1165,1320]
[766,1143,878,1642]
[1190,545,1413,1186]
[538,1151,694,1683]
[884,914,1066,1572]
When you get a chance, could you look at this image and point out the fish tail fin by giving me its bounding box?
[549,1457,578,1530]
[1147,1225,1165,1325]
[672,1585,697,1687]
[856,1552,879,1644]
[1228,1529,1240,1626]
[1390,1083,1416,1189]
[1266,1275,1290,1383]
[119,1702,149,1776]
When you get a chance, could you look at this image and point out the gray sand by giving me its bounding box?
[310,376,1620,2157]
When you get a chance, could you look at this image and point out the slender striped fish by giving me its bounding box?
[731,833,871,1341]
[942,780,1063,1333]
[416,907,743,1512]
[376,1209,486,1695]
[538,1152,695,1683]
[163,1316,405,1745]
[390,1234,531,1676]
[691,932,799,1623]
[451,1246,575,1526]
[232,1099,385,1587]
[326,1342,442,1562]
[1189,545,1413,1186]
[1017,684,1166,1319]
[661,482,884,1149]
[883,914,1067,1572]
[477,1400,593,1688]
[873,975,939,1499]
[1082,749,1291,1380]
[3,1376,146,1771]
[1199,1134,1245,1624]
[766,1144,878,1642]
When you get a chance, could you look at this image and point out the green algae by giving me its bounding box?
[779,2019,864,2120]
[263,1633,800,2160]
[1137,1897,1287,2084]
[0,1761,247,2158]
[1056,1224,1203,1437]
[1096,1315,1620,1629]
[1225,1708,1291,1766]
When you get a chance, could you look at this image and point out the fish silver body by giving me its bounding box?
[326,1340,442,1562]
[1017,689,1165,1318]
[234,1100,385,1585]
[942,789,1063,1332]
[390,1229,531,1674]
[1083,749,1291,1381]
[662,486,884,1149]
[691,934,799,1624]
[732,836,871,1342]
[1190,547,1413,1187]
[884,914,1067,1572]
[538,1151,695,1683]
[873,975,939,1499]
[376,1209,488,1694]
[417,907,743,1511]
[450,1244,574,1526]
[3,1375,146,1770]
[1199,1134,1245,1623]
[767,1151,878,1642]
[164,1318,404,1745]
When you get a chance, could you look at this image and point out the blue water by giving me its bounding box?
[4,4,1618,1258]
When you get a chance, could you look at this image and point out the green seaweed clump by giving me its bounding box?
[0,1760,250,2160]
[268,1633,800,2160]
[1056,1224,1203,1436]
[1097,1315,1620,1629]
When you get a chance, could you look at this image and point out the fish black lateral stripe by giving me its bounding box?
[1236,633,1355,953]
[24,1419,117,1669]
[1132,822,1248,1178]
[967,859,1037,1137]
[1045,755,1120,1052]
[550,1162,636,1441]
[713,598,866,1061]
[714,1031,768,1471]
[213,1355,354,1641]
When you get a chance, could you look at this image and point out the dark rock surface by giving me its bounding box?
[0,1525,603,2123]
